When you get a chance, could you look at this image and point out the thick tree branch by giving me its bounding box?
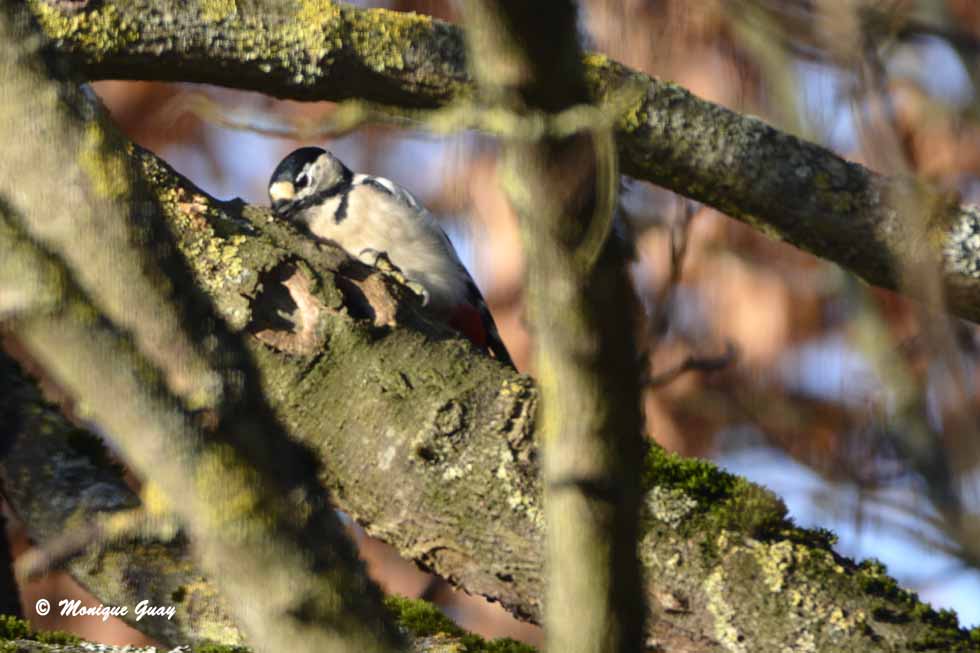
[0,349,242,646]
[2,145,975,650]
[27,0,980,323]
[2,2,977,651]
[0,7,401,653]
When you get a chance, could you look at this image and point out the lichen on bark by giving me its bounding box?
[4,1,980,651]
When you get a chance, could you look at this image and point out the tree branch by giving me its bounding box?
[27,0,980,324]
[3,2,977,650]
[0,349,241,646]
[0,6,401,652]
[3,145,975,651]
[462,1,646,651]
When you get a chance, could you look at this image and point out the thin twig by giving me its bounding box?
[645,341,739,387]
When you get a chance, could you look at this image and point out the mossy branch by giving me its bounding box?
[2,2,978,651]
[0,6,401,653]
[27,0,980,324]
[2,146,977,650]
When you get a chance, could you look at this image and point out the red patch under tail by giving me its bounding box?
[448,303,488,348]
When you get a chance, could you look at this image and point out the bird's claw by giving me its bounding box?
[359,249,430,306]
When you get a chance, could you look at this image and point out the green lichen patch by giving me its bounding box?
[0,614,80,645]
[698,536,877,652]
[195,443,270,538]
[384,595,535,653]
[194,644,250,653]
[694,523,978,651]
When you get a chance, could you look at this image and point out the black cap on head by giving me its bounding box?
[268,147,327,216]
[269,147,326,185]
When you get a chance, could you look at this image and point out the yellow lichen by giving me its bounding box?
[345,7,436,73]
[29,1,138,58]
[140,480,172,517]
[182,581,247,645]
[197,444,272,538]
[704,567,747,653]
[162,188,247,293]
[755,540,795,593]
[297,0,340,26]
[199,0,238,22]
[79,123,130,199]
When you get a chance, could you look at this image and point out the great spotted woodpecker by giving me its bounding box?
[268,147,514,368]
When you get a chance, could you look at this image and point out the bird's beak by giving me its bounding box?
[269,180,296,216]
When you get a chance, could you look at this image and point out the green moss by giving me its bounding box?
[857,559,907,603]
[385,595,461,636]
[0,616,31,641]
[384,596,535,652]
[642,446,787,538]
[854,559,978,650]
[0,614,80,645]
[195,644,251,653]
[32,631,81,646]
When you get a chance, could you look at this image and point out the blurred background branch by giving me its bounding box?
[462,1,646,652]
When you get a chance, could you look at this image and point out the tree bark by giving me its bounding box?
[0,1,976,652]
[2,144,974,651]
[28,0,980,323]
[0,6,401,653]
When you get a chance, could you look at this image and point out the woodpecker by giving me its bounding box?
[268,146,514,368]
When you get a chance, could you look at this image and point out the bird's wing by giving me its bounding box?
[353,174,516,369]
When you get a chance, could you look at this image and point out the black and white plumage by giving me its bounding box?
[268,146,514,367]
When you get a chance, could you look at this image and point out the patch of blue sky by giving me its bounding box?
[778,334,879,406]
[888,36,973,106]
[796,61,858,152]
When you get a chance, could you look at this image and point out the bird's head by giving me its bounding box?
[268,147,352,218]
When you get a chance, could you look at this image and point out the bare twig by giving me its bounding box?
[645,342,739,388]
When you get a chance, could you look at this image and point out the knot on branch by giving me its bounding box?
[249,261,328,356]
[413,400,468,464]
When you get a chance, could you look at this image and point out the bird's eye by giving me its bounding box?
[296,172,311,190]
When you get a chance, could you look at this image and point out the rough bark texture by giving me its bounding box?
[0,6,402,653]
[27,0,980,324]
[0,1,977,652]
[1,145,975,651]
[462,2,646,652]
